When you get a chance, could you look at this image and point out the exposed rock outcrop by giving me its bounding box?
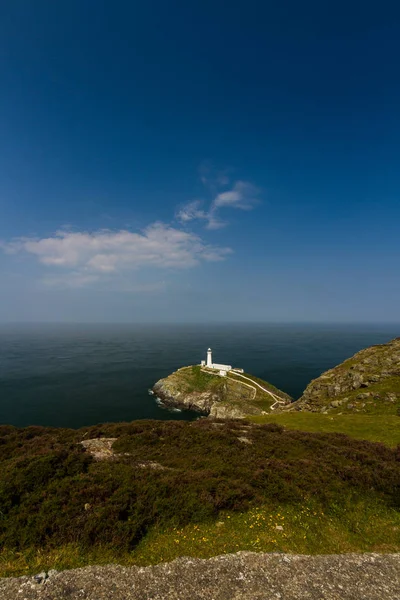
[291,337,400,414]
[153,366,291,419]
[80,438,117,460]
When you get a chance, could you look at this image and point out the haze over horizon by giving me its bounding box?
[1,1,399,323]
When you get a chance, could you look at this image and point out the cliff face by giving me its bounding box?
[291,337,400,414]
[152,366,291,419]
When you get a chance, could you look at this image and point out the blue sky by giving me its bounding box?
[0,0,399,322]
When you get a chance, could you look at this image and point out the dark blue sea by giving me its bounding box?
[0,323,398,429]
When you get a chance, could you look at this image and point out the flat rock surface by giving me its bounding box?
[2,552,400,599]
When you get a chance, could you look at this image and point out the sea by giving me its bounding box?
[0,323,398,429]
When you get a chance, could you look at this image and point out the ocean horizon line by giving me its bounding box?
[1,321,400,327]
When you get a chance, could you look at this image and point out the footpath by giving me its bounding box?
[1,551,399,599]
[227,371,288,409]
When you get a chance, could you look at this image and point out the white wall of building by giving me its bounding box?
[211,363,232,371]
[202,348,236,374]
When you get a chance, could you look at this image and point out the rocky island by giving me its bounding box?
[153,364,292,418]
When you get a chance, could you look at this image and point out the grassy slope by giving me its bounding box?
[249,413,400,447]
[227,371,292,412]
[0,419,399,576]
[174,366,226,393]
[237,372,291,398]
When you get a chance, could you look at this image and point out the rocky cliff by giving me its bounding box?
[291,337,400,414]
[152,365,292,418]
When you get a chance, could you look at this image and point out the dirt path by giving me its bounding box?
[1,552,399,599]
[200,367,287,410]
[228,372,287,409]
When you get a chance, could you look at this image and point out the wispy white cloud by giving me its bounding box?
[177,176,260,230]
[204,213,226,230]
[213,180,259,210]
[1,223,232,288]
[176,200,208,225]
[175,200,226,230]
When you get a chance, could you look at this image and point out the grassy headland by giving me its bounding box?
[153,365,291,417]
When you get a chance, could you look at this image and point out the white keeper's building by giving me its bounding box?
[201,348,243,377]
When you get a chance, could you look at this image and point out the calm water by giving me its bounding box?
[0,323,399,429]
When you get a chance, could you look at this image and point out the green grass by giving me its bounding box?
[176,366,225,393]
[225,371,291,412]
[1,498,399,577]
[234,371,292,399]
[249,413,400,447]
[131,498,400,564]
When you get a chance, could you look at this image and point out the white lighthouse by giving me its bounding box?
[207,347,213,367]
[201,347,233,375]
